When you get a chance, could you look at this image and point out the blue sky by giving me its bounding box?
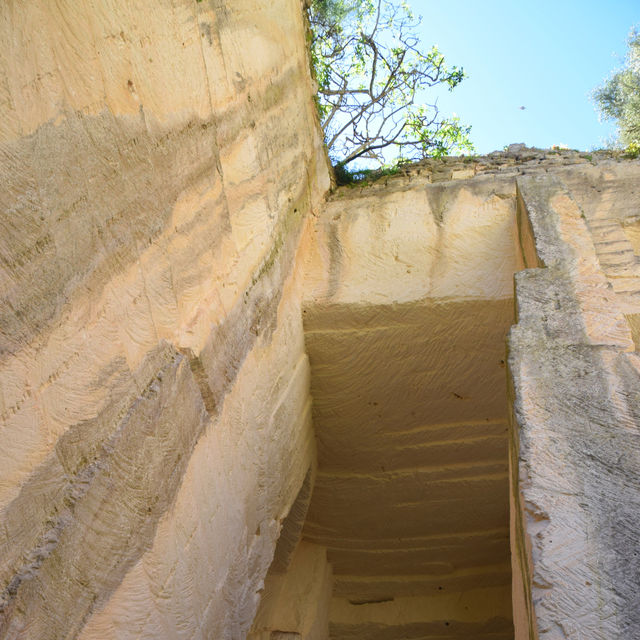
[413,1,639,153]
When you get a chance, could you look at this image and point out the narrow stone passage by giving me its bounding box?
[249,160,640,640]
[4,0,640,635]
[296,173,523,639]
[303,299,514,639]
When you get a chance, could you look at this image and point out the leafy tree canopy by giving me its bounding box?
[308,0,473,169]
[593,29,640,148]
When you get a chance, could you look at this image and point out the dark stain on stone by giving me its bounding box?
[199,21,213,46]
[0,189,309,638]
[424,183,450,226]
[326,221,342,301]
[0,109,220,362]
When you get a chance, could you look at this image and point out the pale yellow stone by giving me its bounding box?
[3,0,640,637]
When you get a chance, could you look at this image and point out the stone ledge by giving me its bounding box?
[330,146,640,196]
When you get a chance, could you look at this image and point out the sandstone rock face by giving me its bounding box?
[249,542,333,640]
[302,174,523,639]
[509,163,640,639]
[0,0,329,637]
[3,1,640,636]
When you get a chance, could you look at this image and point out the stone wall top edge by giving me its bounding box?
[328,147,640,200]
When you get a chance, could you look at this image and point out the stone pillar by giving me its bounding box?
[509,173,640,639]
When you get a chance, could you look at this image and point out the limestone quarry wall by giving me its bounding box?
[509,161,640,640]
[300,171,524,639]
[0,1,329,638]
[298,155,640,640]
[3,0,640,638]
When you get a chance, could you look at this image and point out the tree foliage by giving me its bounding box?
[593,29,640,147]
[308,0,473,168]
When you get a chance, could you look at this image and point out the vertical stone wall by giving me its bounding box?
[509,167,640,639]
[0,0,329,637]
[302,173,523,639]
[2,6,640,633]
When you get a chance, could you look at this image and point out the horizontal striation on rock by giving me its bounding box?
[329,586,513,640]
[300,172,523,638]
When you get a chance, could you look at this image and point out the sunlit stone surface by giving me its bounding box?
[2,1,640,638]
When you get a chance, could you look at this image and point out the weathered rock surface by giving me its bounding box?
[509,167,640,639]
[249,542,333,640]
[3,0,640,637]
[302,173,523,639]
[302,157,640,639]
[0,0,329,637]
